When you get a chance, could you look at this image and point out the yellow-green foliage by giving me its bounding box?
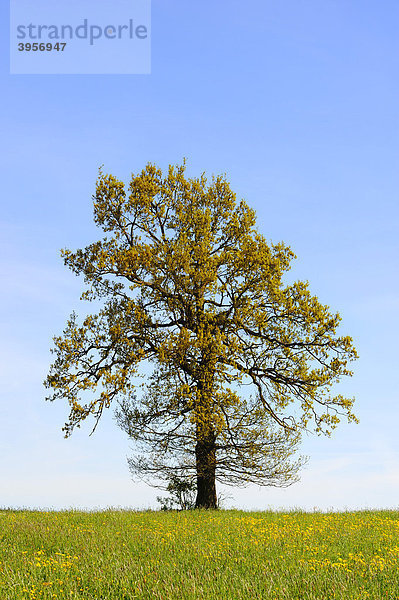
[1,509,399,599]
[44,161,358,496]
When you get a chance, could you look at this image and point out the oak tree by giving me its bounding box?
[45,161,358,509]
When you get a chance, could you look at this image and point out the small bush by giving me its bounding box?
[156,474,196,511]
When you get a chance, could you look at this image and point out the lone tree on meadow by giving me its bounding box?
[45,161,358,509]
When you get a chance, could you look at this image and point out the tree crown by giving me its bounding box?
[45,161,358,487]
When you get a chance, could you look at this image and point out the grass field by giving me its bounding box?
[1,508,399,599]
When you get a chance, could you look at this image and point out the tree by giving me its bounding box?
[45,161,358,509]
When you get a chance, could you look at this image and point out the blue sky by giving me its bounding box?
[1,0,398,511]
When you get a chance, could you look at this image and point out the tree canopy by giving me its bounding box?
[45,161,358,508]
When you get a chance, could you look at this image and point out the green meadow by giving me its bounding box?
[1,508,399,599]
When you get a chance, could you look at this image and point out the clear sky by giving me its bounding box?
[1,0,398,511]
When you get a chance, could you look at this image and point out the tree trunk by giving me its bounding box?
[195,436,217,509]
